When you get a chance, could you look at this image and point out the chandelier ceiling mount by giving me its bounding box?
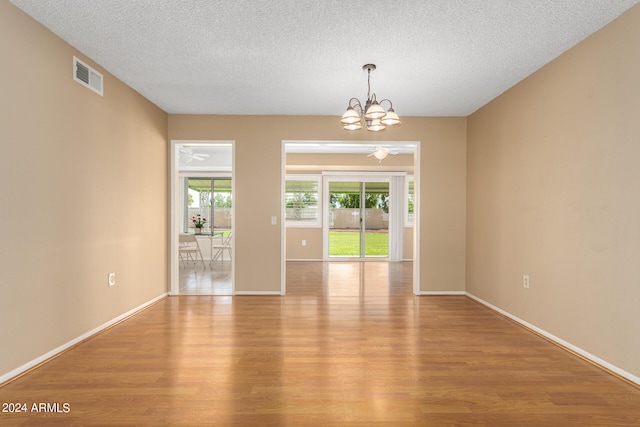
[341,64,401,132]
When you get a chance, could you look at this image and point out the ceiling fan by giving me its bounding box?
[367,146,398,165]
[179,147,210,163]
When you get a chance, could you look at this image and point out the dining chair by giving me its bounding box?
[178,233,205,268]
[211,232,232,264]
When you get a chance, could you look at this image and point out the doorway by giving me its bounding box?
[283,141,420,295]
[170,141,235,295]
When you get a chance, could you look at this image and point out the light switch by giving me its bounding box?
[271,216,277,225]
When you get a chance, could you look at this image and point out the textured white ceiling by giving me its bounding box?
[10,0,640,116]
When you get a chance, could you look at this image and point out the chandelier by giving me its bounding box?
[341,64,401,131]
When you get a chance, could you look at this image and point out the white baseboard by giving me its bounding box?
[420,290,466,295]
[466,292,640,387]
[234,291,283,296]
[0,293,169,385]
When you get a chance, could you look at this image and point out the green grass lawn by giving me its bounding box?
[329,230,388,256]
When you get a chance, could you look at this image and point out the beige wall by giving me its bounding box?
[169,115,467,293]
[287,228,324,260]
[0,3,168,377]
[467,5,640,379]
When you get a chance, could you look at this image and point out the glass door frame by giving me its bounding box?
[181,176,233,234]
[322,172,404,261]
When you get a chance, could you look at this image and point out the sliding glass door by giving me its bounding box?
[184,178,232,234]
[327,180,389,258]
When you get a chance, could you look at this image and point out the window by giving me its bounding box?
[285,175,321,227]
[405,176,414,226]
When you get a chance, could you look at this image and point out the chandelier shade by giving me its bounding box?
[364,101,385,120]
[380,108,400,126]
[341,64,401,132]
[340,106,361,125]
[367,119,386,132]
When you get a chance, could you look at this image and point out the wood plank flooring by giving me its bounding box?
[1,261,640,426]
[179,259,232,295]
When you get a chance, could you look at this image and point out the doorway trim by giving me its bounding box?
[170,140,236,296]
[282,140,421,295]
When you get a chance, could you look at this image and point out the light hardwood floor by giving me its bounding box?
[179,259,232,295]
[1,261,639,426]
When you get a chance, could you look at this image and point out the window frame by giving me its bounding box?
[284,174,322,228]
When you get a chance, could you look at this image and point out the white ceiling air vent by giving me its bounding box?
[73,56,103,96]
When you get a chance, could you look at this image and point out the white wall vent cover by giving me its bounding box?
[73,56,103,96]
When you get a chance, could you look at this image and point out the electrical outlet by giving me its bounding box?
[108,272,116,287]
[523,275,530,289]
[302,240,306,246]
